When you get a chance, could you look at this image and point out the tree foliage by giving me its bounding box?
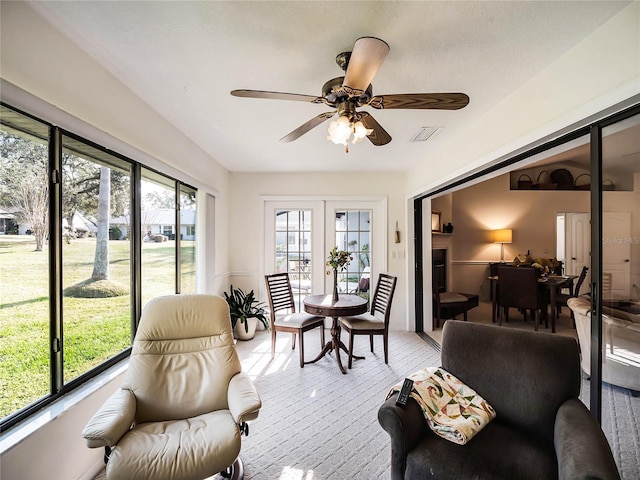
[1,129,130,261]
[0,132,49,251]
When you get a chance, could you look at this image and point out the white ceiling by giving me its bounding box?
[28,1,630,173]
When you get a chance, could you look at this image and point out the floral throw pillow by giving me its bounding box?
[387,367,496,445]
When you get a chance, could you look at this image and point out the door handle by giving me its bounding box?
[624,259,630,263]
[571,257,577,260]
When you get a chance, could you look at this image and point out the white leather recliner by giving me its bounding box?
[568,296,640,392]
[82,294,261,480]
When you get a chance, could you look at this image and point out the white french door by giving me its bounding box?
[264,200,324,309]
[325,199,387,298]
[264,198,387,307]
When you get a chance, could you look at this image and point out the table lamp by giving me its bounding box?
[493,229,513,262]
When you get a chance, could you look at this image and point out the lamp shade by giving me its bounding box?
[493,229,512,244]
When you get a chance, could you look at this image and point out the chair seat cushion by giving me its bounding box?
[439,292,471,304]
[406,420,557,480]
[274,312,323,328]
[339,313,384,330]
[107,410,240,480]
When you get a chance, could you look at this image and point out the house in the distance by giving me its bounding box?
[110,208,196,241]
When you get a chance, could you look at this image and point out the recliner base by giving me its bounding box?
[220,457,244,480]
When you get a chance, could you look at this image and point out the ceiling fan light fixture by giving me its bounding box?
[327,116,352,146]
[351,121,373,144]
[327,115,374,152]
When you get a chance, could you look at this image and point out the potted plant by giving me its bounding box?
[224,285,269,340]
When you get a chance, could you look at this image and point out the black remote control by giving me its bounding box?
[395,378,414,407]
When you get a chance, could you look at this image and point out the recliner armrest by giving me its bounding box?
[554,399,620,480]
[378,393,429,480]
[82,389,136,448]
[228,372,261,424]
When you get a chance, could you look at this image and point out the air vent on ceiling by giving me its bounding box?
[410,126,441,143]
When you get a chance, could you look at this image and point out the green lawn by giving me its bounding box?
[0,235,195,418]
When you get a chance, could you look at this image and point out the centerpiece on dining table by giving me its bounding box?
[326,246,353,302]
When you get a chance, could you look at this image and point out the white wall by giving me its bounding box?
[228,172,409,330]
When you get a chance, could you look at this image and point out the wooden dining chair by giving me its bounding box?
[556,265,588,319]
[264,273,325,368]
[497,266,545,331]
[338,273,397,368]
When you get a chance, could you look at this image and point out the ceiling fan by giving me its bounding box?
[231,37,469,151]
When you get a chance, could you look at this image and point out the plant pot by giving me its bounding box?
[234,317,258,341]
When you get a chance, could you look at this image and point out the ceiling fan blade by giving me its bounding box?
[359,112,391,146]
[342,37,390,93]
[280,112,335,143]
[231,89,321,103]
[369,93,469,110]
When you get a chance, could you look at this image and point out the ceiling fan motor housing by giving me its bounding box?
[322,76,372,106]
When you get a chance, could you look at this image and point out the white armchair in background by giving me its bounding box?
[568,296,640,393]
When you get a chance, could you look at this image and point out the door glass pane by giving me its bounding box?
[180,185,196,294]
[61,135,132,384]
[601,113,639,402]
[141,169,176,307]
[0,107,51,417]
[335,210,372,300]
[275,209,311,309]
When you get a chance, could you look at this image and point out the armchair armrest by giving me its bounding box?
[82,389,136,448]
[228,372,261,424]
[554,399,620,480]
[378,392,429,480]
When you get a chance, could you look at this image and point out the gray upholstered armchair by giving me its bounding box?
[82,294,261,480]
[378,320,620,480]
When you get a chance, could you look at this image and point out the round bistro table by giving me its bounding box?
[303,294,368,374]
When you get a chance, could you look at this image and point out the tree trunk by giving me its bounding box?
[92,166,110,280]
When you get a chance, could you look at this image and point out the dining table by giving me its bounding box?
[489,274,577,333]
[303,293,368,374]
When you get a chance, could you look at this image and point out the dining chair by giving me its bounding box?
[264,272,325,368]
[556,265,588,319]
[497,266,545,331]
[338,273,397,368]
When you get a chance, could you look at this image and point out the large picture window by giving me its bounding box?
[0,107,51,420]
[61,135,133,385]
[180,185,197,294]
[0,103,198,429]
[141,168,177,307]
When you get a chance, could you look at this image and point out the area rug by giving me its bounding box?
[234,329,440,480]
